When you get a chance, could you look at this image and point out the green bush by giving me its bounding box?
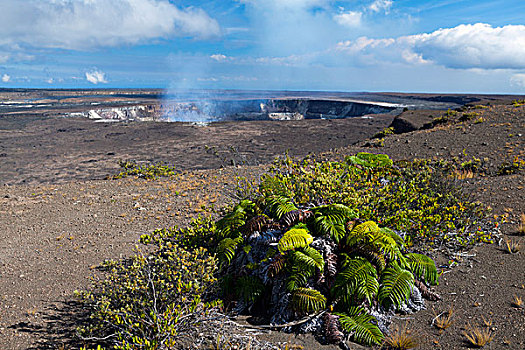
[77,242,219,349]
[373,127,395,139]
[245,153,494,248]
[111,160,177,179]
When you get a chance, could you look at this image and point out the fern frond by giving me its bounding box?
[346,221,381,246]
[293,246,324,272]
[378,264,415,308]
[405,253,438,286]
[338,257,377,282]
[279,210,314,228]
[291,287,326,313]
[333,257,378,304]
[267,254,287,278]
[355,248,386,272]
[266,196,297,220]
[357,273,380,305]
[347,222,406,266]
[216,201,255,239]
[278,228,313,253]
[312,204,356,243]
[217,236,243,265]
[381,227,405,248]
[237,199,257,213]
[241,214,274,236]
[336,307,384,345]
[286,270,311,292]
[237,275,265,303]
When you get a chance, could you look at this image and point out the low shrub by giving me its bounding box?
[242,153,495,249]
[459,112,480,122]
[111,160,178,179]
[512,99,525,107]
[497,156,525,175]
[76,242,220,349]
[373,127,395,139]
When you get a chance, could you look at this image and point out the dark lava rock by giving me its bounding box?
[389,110,441,134]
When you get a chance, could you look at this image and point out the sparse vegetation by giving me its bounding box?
[424,115,450,129]
[243,153,495,249]
[512,99,525,107]
[452,169,475,180]
[463,322,495,348]
[112,160,178,179]
[365,138,385,147]
[383,323,418,349]
[373,127,395,139]
[504,237,521,254]
[511,295,523,308]
[517,214,525,236]
[432,307,454,332]
[76,242,221,349]
[459,157,484,173]
[459,112,480,121]
[497,156,525,175]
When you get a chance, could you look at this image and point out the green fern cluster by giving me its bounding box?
[214,197,439,346]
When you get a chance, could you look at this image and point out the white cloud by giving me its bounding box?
[46,78,54,84]
[2,74,10,82]
[510,74,525,88]
[334,11,362,28]
[369,0,393,13]
[210,54,229,62]
[336,23,525,70]
[407,23,525,69]
[85,70,108,84]
[0,0,220,50]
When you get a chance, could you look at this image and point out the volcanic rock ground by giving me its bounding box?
[0,101,524,349]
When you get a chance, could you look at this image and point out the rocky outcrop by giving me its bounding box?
[389,110,440,134]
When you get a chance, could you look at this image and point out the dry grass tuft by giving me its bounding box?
[512,295,524,309]
[453,169,475,180]
[432,307,454,332]
[463,323,495,348]
[517,214,525,236]
[505,237,521,254]
[383,323,418,350]
[481,316,492,328]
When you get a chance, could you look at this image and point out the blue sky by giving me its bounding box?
[0,0,524,92]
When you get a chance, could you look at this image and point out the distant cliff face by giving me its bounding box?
[69,105,157,122]
[65,98,400,122]
[264,99,398,120]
